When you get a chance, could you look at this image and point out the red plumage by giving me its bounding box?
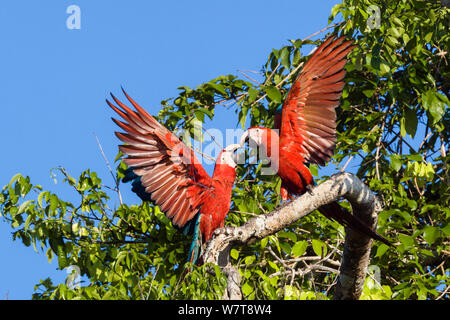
[242,36,392,246]
[108,89,240,263]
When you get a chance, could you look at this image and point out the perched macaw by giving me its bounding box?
[108,89,241,264]
[240,36,392,246]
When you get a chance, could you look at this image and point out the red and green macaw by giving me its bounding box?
[240,36,392,246]
[108,89,241,264]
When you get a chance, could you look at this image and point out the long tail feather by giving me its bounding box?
[318,201,393,247]
[186,213,203,265]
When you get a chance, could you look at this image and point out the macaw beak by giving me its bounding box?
[225,143,242,164]
[225,143,242,153]
[239,131,249,147]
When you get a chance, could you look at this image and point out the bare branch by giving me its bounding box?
[93,133,123,205]
[203,172,383,300]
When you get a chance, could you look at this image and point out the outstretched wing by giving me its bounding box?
[108,89,212,228]
[279,36,355,165]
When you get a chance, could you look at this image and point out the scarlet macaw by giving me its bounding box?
[240,36,392,246]
[108,89,241,264]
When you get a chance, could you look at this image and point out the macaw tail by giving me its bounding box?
[318,201,393,247]
[186,212,203,265]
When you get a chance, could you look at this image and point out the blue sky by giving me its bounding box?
[0,0,341,299]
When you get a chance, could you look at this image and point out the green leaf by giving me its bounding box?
[8,173,23,188]
[46,247,54,263]
[268,260,279,271]
[363,89,375,98]
[398,233,414,247]
[292,241,308,257]
[239,105,249,129]
[422,90,446,124]
[379,60,390,75]
[311,239,327,257]
[329,3,343,20]
[441,223,450,236]
[406,154,423,162]
[400,116,406,137]
[17,200,32,215]
[242,281,253,296]
[388,26,402,38]
[309,164,319,177]
[404,107,418,138]
[263,86,282,104]
[390,155,402,171]
[24,214,33,232]
[207,82,227,95]
[49,194,58,215]
[278,231,297,242]
[406,199,417,211]
[230,248,239,260]
[375,244,389,258]
[280,47,291,69]
[72,223,79,234]
[247,88,259,103]
[37,191,48,208]
[422,226,439,245]
[260,237,269,249]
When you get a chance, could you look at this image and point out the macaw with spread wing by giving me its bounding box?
[240,36,392,246]
[108,89,241,264]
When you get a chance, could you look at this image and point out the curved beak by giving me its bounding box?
[225,143,241,153]
[239,130,249,147]
[224,143,242,165]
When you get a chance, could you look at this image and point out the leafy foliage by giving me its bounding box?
[1,0,449,299]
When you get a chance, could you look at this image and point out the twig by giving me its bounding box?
[340,155,354,172]
[194,145,216,162]
[418,132,433,151]
[94,133,123,205]
[303,23,341,41]
[137,279,145,300]
[201,127,223,149]
[436,284,450,300]
[147,265,160,300]
[230,210,260,217]
[238,69,262,85]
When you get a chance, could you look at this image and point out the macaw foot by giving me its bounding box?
[305,184,314,194]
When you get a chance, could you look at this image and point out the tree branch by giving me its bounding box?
[203,172,384,300]
[439,0,450,8]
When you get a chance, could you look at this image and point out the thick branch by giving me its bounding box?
[203,172,383,300]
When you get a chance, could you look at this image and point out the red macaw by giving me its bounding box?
[240,36,392,246]
[108,89,241,264]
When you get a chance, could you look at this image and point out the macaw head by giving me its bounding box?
[212,143,242,182]
[239,127,280,175]
[239,127,278,154]
[216,144,242,168]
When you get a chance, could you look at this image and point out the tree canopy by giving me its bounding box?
[1,0,449,300]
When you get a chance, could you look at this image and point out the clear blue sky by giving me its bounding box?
[0,0,341,299]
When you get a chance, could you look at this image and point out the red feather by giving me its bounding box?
[250,36,392,246]
[109,89,239,263]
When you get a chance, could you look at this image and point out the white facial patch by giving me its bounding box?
[219,144,241,168]
[220,150,237,168]
[249,128,263,146]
